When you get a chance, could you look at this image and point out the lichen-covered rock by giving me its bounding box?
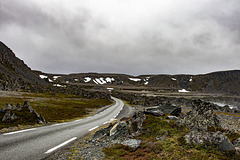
[2,110,11,121]
[176,99,220,131]
[23,100,34,113]
[185,131,235,152]
[119,139,142,150]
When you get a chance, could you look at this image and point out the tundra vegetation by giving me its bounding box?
[0,92,112,129]
[103,115,240,160]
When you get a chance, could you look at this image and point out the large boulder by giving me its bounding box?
[185,131,235,152]
[176,99,220,131]
[145,103,181,116]
[92,111,146,141]
[114,139,142,151]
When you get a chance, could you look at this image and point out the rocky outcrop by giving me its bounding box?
[176,99,220,131]
[113,139,142,151]
[176,99,238,153]
[185,131,235,152]
[1,101,47,124]
[145,103,181,116]
[93,111,145,142]
[0,41,47,91]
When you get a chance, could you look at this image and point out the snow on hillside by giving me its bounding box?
[53,76,61,80]
[39,75,48,79]
[178,89,190,93]
[129,78,141,82]
[84,77,91,83]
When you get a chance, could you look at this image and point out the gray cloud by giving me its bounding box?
[0,0,240,75]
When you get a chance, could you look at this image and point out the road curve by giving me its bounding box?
[0,97,130,160]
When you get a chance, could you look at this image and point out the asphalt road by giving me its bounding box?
[0,97,132,160]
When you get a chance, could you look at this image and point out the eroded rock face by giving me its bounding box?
[185,131,235,152]
[176,99,220,131]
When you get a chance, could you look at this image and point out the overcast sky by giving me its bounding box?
[1,0,240,75]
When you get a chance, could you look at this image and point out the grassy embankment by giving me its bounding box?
[104,115,240,160]
[0,92,112,129]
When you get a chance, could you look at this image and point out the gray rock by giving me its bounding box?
[10,113,17,120]
[3,103,13,111]
[144,110,165,116]
[176,99,220,131]
[2,110,11,121]
[185,131,235,152]
[16,103,22,111]
[23,100,34,113]
[33,110,47,124]
[146,103,181,116]
[121,139,142,150]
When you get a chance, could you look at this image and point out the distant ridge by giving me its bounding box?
[1,41,240,95]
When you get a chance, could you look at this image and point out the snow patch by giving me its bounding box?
[53,84,66,88]
[66,81,69,83]
[93,79,98,84]
[53,76,61,80]
[106,77,114,83]
[178,89,190,93]
[84,77,91,83]
[189,77,193,82]
[48,79,53,82]
[211,102,238,109]
[39,75,48,79]
[171,78,177,81]
[74,79,79,81]
[95,78,106,84]
[129,78,141,82]
[107,88,114,90]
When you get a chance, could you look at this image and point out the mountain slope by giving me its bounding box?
[37,70,240,95]
[0,41,46,90]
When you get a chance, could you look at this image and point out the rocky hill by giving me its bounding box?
[0,41,47,90]
[2,41,240,95]
[37,70,240,95]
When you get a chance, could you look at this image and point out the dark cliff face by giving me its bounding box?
[0,41,46,90]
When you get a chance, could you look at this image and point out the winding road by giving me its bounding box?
[0,97,133,160]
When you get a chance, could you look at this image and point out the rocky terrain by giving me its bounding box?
[49,97,240,159]
[0,41,47,91]
[37,69,240,95]
[0,101,47,129]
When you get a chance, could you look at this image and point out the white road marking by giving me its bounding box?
[89,126,99,131]
[74,119,81,122]
[53,123,67,126]
[103,121,109,124]
[45,137,77,154]
[3,128,36,135]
